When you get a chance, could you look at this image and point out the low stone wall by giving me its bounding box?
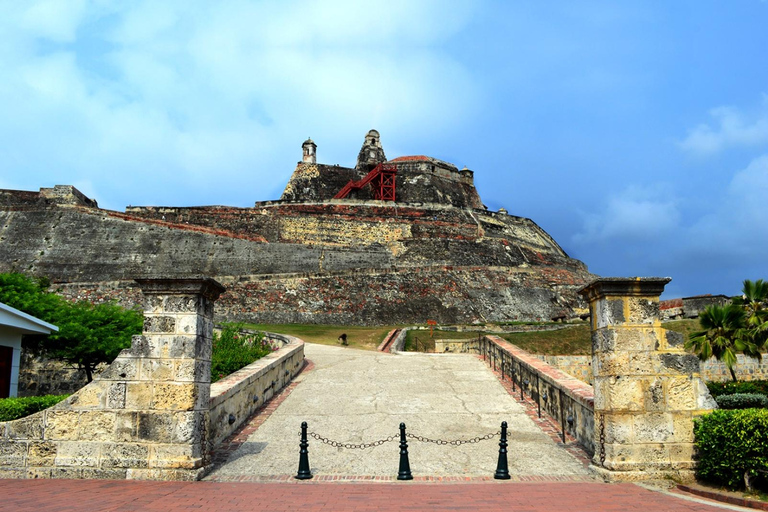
[482,336,595,455]
[532,353,768,386]
[701,354,768,382]
[452,336,595,454]
[388,328,409,352]
[434,339,477,354]
[534,355,592,384]
[208,333,304,448]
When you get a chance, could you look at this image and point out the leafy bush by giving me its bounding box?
[716,393,768,409]
[707,380,768,398]
[694,409,768,490]
[0,272,143,382]
[0,395,70,422]
[211,324,276,383]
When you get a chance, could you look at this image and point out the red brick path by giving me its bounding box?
[0,479,732,511]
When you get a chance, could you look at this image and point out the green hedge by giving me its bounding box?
[707,380,768,398]
[694,409,768,490]
[0,395,70,422]
[211,325,276,383]
[715,393,768,410]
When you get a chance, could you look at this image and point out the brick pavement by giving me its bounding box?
[0,479,740,511]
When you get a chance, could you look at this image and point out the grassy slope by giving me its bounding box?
[499,324,592,355]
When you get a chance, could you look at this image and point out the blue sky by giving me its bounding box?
[2,1,767,299]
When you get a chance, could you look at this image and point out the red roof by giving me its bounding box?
[389,155,430,162]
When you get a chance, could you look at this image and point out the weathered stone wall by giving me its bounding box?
[280,156,484,209]
[534,355,593,384]
[209,332,304,448]
[0,278,226,480]
[533,353,768,386]
[17,350,103,397]
[682,295,731,319]
[580,278,716,482]
[0,278,305,481]
[440,336,595,454]
[0,195,593,325]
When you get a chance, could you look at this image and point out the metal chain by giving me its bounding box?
[406,431,500,446]
[300,429,501,449]
[306,431,398,450]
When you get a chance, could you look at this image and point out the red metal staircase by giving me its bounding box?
[334,163,397,201]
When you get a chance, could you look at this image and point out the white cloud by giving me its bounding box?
[0,1,483,209]
[18,0,89,43]
[686,154,768,256]
[573,185,680,244]
[679,101,768,156]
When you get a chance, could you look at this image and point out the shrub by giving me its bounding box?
[694,409,768,490]
[707,380,768,398]
[716,393,768,409]
[211,324,275,383]
[0,395,70,422]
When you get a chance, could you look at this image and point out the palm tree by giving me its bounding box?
[733,279,768,350]
[686,304,748,382]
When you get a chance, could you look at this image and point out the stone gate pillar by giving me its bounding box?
[127,278,225,480]
[579,277,715,482]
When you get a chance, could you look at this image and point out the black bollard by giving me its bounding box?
[295,421,313,480]
[494,421,511,479]
[397,422,413,480]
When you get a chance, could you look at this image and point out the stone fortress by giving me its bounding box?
[0,130,594,325]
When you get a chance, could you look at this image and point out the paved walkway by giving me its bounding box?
[0,479,746,511]
[206,344,591,480]
[0,344,750,511]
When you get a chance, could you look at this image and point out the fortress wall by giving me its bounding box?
[394,162,484,209]
[0,190,47,209]
[1,197,592,325]
[49,264,587,326]
[124,202,571,261]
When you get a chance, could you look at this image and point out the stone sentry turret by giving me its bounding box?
[301,138,317,164]
[355,129,387,172]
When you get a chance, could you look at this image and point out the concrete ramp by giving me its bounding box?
[206,344,593,480]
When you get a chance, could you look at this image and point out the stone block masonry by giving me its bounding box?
[0,277,305,481]
[579,278,716,482]
[0,278,225,480]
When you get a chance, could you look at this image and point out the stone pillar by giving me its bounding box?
[123,278,224,480]
[579,277,715,482]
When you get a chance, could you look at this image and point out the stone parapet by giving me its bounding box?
[459,336,596,454]
[208,333,304,448]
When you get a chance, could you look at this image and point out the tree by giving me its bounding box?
[0,273,143,382]
[733,279,768,351]
[686,304,749,382]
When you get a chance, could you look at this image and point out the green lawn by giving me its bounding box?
[660,318,700,340]
[499,324,592,355]
[238,323,397,351]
